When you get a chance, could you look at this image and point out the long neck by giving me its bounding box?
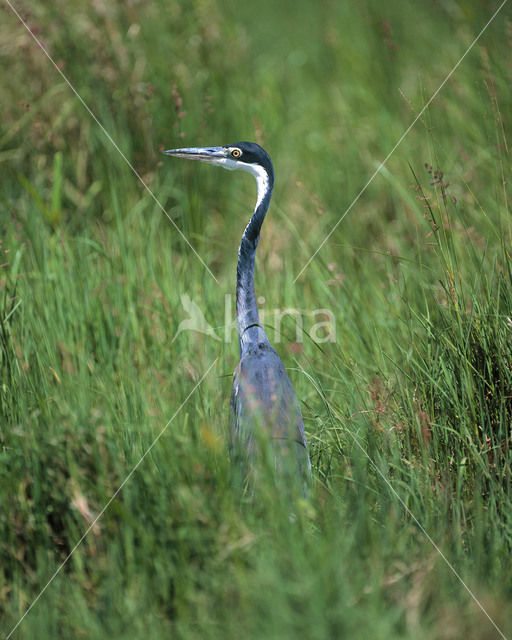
[236,165,274,354]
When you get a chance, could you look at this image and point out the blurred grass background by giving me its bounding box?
[1,0,511,637]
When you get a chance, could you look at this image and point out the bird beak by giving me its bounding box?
[163,146,227,162]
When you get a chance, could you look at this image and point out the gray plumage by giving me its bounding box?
[164,141,311,488]
[230,339,310,482]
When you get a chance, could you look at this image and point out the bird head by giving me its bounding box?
[164,141,271,172]
[164,141,274,205]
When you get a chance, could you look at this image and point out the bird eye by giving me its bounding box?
[231,148,242,158]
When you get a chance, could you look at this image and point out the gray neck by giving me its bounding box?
[236,166,274,355]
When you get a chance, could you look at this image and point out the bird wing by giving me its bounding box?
[229,342,310,476]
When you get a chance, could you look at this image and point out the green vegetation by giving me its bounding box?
[1,1,511,637]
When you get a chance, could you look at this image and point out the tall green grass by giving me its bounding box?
[1,1,511,638]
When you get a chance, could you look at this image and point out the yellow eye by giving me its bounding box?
[231,148,242,158]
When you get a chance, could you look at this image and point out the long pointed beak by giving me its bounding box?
[163,146,227,162]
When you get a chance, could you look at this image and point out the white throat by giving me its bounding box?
[216,158,270,209]
[239,162,269,209]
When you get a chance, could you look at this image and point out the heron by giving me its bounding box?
[164,142,311,490]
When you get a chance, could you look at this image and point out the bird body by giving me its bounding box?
[164,142,311,489]
[230,340,310,482]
